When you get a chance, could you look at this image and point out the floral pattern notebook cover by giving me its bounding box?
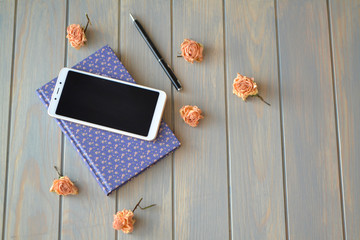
[36,45,180,195]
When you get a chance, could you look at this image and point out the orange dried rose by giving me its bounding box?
[113,198,155,234]
[180,39,203,63]
[180,105,204,127]
[113,209,136,234]
[50,176,78,196]
[233,73,270,106]
[66,24,87,49]
[232,73,258,101]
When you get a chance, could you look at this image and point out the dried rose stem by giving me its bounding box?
[54,166,62,178]
[132,198,156,212]
[132,198,143,212]
[138,203,156,210]
[84,13,92,33]
[256,94,271,106]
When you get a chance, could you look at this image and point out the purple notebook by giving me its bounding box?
[36,45,180,195]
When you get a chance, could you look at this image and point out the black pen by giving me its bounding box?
[129,13,182,91]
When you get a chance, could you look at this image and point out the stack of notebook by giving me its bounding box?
[36,45,180,195]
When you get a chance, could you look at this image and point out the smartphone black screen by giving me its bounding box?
[56,71,159,136]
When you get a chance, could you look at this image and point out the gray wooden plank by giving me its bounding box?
[0,0,15,238]
[172,0,229,239]
[60,1,118,239]
[277,0,343,238]
[3,0,66,239]
[225,0,286,239]
[329,0,360,239]
[116,1,173,239]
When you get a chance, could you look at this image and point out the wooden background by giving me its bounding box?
[0,0,359,239]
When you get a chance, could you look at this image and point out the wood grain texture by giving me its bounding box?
[3,0,65,239]
[2,1,360,239]
[225,0,286,239]
[0,0,15,238]
[277,0,343,238]
[117,1,173,239]
[329,0,360,239]
[172,0,229,239]
[60,1,118,239]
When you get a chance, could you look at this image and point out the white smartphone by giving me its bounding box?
[48,68,167,141]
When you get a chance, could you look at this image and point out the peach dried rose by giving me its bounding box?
[113,209,136,234]
[233,73,259,101]
[180,39,203,63]
[50,176,78,196]
[180,105,204,127]
[66,24,87,49]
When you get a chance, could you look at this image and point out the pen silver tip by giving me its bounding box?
[129,13,135,21]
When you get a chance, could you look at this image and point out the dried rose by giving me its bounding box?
[66,14,91,50]
[180,39,203,63]
[50,176,78,196]
[233,73,258,100]
[180,105,204,127]
[113,209,136,233]
[66,24,87,49]
[233,73,270,105]
[113,198,155,234]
